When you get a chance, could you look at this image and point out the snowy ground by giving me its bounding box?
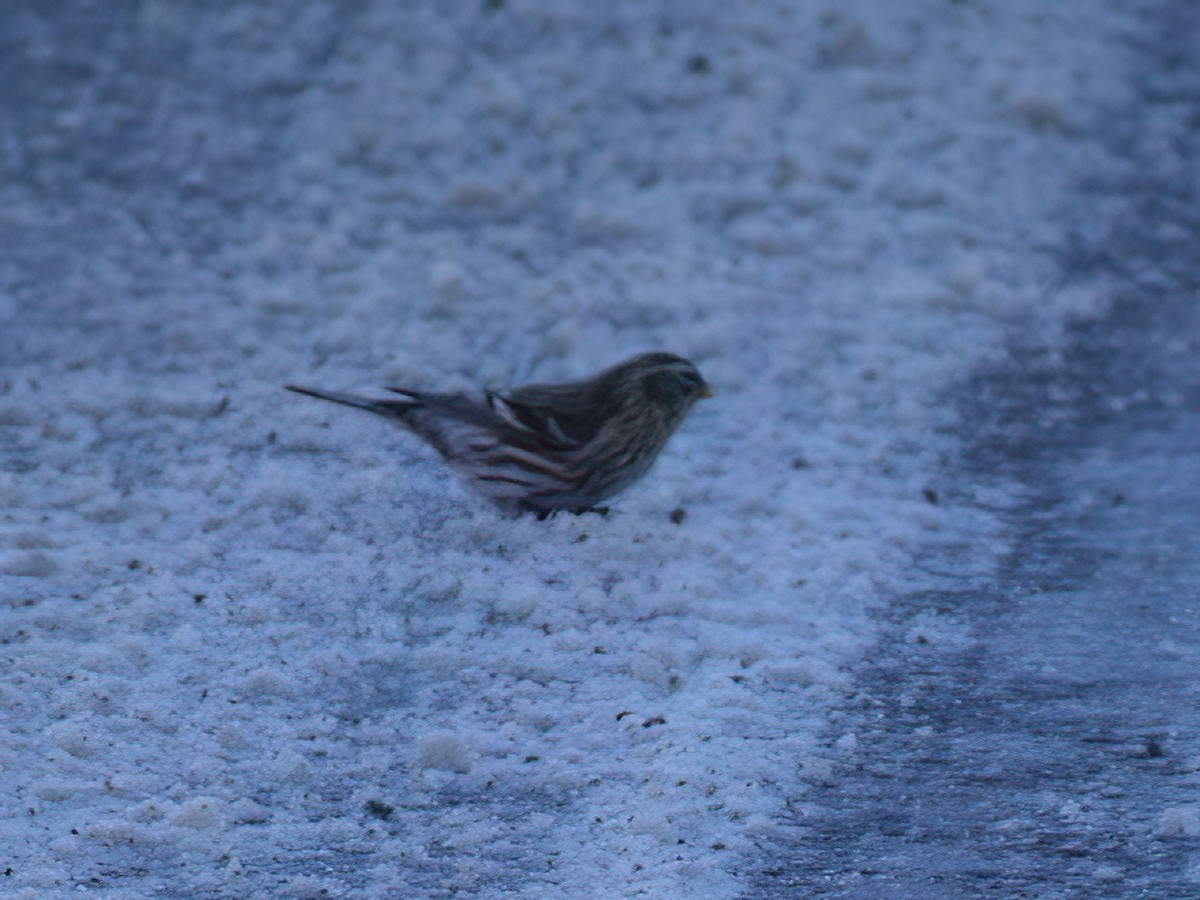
[1,1,1193,897]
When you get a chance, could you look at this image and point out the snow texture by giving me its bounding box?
[0,0,1170,896]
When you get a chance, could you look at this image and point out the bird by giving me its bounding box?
[285,352,712,517]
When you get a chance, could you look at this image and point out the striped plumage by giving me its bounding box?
[285,352,711,516]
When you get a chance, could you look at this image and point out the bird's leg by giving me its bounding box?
[571,506,609,517]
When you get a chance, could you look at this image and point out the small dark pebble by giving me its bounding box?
[669,507,686,525]
[688,54,710,74]
[364,800,394,820]
[1112,493,1126,506]
[1142,738,1165,758]
[573,533,589,544]
[524,755,540,763]
[616,710,633,721]
[922,487,939,505]
[127,560,141,570]
[791,457,809,469]
[193,593,206,603]
[642,716,666,728]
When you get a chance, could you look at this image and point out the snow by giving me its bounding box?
[0,0,1163,896]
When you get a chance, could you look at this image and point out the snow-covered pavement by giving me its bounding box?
[2,1,1195,896]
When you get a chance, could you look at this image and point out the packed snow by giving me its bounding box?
[0,0,1163,896]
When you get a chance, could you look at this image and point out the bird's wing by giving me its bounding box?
[374,390,580,501]
[485,386,603,450]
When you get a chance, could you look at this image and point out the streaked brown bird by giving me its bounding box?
[286,352,711,516]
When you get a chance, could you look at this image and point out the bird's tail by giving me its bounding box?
[285,384,419,416]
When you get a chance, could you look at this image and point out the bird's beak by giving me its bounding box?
[700,384,714,399]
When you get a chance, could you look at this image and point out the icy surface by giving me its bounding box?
[0,0,1192,897]
[757,303,1200,898]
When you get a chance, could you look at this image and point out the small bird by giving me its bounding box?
[286,352,711,517]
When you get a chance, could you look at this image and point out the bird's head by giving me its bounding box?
[626,352,712,416]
